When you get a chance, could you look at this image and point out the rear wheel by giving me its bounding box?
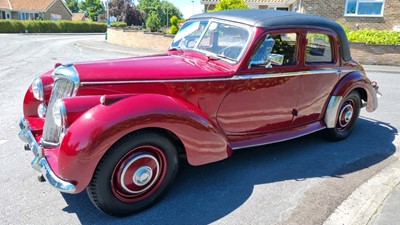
[87,131,179,216]
[326,91,361,141]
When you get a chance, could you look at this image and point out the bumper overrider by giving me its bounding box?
[18,117,76,193]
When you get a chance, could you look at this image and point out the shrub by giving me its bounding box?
[111,22,127,28]
[347,29,400,45]
[169,15,179,34]
[212,0,248,11]
[170,25,178,35]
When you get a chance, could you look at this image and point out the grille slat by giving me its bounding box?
[42,77,74,145]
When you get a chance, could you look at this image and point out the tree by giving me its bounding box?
[212,0,249,11]
[108,0,144,26]
[79,0,105,21]
[124,3,144,26]
[146,11,161,32]
[138,0,161,19]
[159,1,182,27]
[109,0,126,21]
[65,0,79,13]
[138,0,182,31]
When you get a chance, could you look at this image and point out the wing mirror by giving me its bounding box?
[267,53,284,67]
[249,37,284,68]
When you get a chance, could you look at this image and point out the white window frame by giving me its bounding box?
[344,0,385,17]
[51,13,62,21]
[268,6,289,11]
[18,12,30,20]
[3,11,11,19]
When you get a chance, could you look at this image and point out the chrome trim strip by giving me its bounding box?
[235,69,344,80]
[18,117,76,193]
[81,69,355,86]
[324,96,343,128]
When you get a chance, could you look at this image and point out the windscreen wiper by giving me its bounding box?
[168,47,183,52]
[206,53,236,62]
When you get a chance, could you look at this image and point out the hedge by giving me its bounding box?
[0,20,107,33]
[346,29,400,45]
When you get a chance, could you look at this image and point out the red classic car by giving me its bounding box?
[19,9,379,216]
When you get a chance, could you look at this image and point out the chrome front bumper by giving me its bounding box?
[18,118,76,193]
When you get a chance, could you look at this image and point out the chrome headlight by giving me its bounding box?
[37,103,47,119]
[53,100,67,128]
[32,78,44,101]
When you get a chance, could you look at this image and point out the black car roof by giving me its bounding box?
[190,9,351,62]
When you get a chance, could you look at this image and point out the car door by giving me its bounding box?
[217,31,301,135]
[292,30,341,127]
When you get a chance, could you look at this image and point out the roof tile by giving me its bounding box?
[72,12,85,21]
[8,0,56,11]
[0,0,11,9]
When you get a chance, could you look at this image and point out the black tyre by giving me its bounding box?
[326,91,361,141]
[87,131,179,217]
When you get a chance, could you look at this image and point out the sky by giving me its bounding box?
[166,0,203,18]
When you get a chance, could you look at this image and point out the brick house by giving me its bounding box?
[301,0,399,30]
[0,0,72,21]
[201,0,299,11]
[200,0,400,30]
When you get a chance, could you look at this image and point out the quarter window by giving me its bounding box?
[305,33,333,64]
[345,0,384,16]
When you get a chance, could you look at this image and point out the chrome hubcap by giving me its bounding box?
[120,154,160,194]
[133,166,153,186]
[339,104,353,128]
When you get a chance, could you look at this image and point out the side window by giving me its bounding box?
[270,33,297,65]
[306,33,333,63]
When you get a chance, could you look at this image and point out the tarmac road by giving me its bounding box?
[0,34,398,225]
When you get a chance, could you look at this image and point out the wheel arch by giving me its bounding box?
[324,71,372,128]
[124,127,186,154]
[57,94,231,192]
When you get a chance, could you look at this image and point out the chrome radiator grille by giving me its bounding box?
[42,77,74,145]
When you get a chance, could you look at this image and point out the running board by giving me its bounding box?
[230,121,326,150]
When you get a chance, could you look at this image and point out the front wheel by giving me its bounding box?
[326,91,361,141]
[87,131,179,216]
